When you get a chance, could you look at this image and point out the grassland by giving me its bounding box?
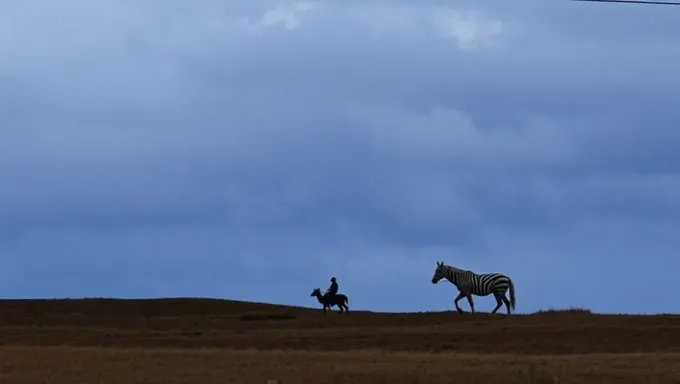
[0,298,678,383]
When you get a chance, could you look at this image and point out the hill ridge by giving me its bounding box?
[0,296,675,316]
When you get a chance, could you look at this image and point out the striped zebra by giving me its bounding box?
[431,261,516,315]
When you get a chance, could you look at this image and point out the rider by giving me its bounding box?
[325,277,338,298]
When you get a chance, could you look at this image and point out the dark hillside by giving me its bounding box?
[0,298,678,355]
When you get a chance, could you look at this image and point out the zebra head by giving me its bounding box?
[431,261,448,284]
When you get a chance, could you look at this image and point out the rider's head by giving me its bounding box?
[331,277,337,283]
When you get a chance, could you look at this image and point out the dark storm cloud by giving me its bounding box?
[1,0,679,313]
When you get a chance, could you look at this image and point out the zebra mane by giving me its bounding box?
[443,264,468,273]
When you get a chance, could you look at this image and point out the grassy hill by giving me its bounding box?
[0,298,678,383]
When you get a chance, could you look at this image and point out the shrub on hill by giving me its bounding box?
[534,307,592,314]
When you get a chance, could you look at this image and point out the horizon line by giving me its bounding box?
[0,296,675,316]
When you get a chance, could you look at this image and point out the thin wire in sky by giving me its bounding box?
[569,0,680,5]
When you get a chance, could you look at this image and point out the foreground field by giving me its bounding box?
[0,298,678,383]
[2,346,678,384]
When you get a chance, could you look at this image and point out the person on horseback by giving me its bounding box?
[325,277,338,299]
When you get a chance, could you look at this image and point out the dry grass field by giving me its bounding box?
[0,298,678,383]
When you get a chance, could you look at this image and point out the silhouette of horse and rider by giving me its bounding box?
[310,276,349,314]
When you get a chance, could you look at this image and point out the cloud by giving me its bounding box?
[257,1,317,30]
[343,3,504,48]
[1,0,679,313]
[431,9,503,48]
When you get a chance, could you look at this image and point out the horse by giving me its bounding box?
[310,288,349,314]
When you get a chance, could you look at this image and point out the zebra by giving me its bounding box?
[431,261,516,315]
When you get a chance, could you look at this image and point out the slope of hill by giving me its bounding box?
[0,298,678,383]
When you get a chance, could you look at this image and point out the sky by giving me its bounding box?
[1,0,679,314]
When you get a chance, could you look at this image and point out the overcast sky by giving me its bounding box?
[2,0,679,314]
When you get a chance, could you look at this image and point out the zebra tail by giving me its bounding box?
[509,278,516,311]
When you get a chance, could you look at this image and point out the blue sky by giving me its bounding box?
[1,0,679,314]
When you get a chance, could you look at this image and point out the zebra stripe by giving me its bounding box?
[431,261,516,315]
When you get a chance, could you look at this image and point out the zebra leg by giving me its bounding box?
[491,293,503,314]
[465,294,475,314]
[454,292,466,314]
[500,294,512,315]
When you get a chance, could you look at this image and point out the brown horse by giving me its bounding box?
[310,288,349,314]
